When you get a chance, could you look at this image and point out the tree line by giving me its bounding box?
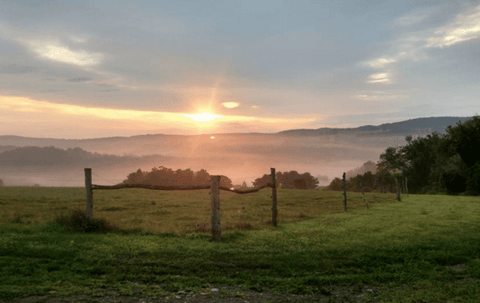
[123,167,321,190]
[328,116,480,195]
[122,166,233,188]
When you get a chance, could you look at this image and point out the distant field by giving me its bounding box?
[0,186,390,234]
[2,187,480,302]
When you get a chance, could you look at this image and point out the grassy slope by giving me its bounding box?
[1,187,480,302]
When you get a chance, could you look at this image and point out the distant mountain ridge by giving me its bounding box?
[278,116,471,136]
[0,116,471,145]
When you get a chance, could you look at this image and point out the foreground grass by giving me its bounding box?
[1,188,480,302]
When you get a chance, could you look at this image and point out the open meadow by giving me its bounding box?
[1,187,480,302]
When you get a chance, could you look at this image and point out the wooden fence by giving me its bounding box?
[84,168,278,241]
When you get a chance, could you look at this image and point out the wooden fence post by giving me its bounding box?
[405,177,409,198]
[271,168,277,227]
[395,177,401,201]
[343,172,347,211]
[210,175,221,241]
[85,168,93,219]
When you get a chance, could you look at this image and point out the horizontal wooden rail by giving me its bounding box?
[92,183,273,193]
[219,183,273,194]
[92,184,211,191]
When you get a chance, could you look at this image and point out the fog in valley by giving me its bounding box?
[0,117,468,187]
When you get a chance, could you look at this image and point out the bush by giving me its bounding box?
[54,209,118,233]
[443,170,467,194]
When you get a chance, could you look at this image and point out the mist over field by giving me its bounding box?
[0,117,470,187]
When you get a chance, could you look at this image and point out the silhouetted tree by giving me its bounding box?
[219,175,233,188]
[327,177,343,191]
[194,169,210,185]
[124,169,146,185]
[444,115,480,195]
[253,170,318,189]
[346,160,377,179]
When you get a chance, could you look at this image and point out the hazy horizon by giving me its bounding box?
[1,1,479,139]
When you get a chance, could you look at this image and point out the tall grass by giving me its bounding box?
[0,186,388,234]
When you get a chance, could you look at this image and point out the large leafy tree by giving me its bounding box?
[401,132,446,193]
[444,116,480,194]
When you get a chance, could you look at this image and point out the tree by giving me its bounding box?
[219,175,233,188]
[327,177,343,191]
[194,169,210,185]
[444,116,480,194]
[253,170,318,189]
[445,116,480,167]
[0,178,4,187]
[123,169,146,185]
[252,174,271,188]
[401,132,446,193]
[346,161,377,179]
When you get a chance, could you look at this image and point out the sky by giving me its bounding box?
[0,0,479,139]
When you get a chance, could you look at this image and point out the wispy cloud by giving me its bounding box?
[360,3,480,86]
[394,10,429,26]
[222,102,239,108]
[0,23,104,67]
[426,5,480,48]
[364,57,396,69]
[27,40,103,66]
[354,92,407,101]
[367,73,391,84]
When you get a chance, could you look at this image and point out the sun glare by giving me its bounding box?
[183,112,222,122]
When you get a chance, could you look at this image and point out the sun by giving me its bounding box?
[183,112,222,122]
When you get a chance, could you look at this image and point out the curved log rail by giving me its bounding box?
[92,184,211,191]
[91,183,273,193]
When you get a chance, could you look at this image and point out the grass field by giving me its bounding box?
[1,187,480,302]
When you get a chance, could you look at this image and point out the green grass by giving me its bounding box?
[1,187,480,302]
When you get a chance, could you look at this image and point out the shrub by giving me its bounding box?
[54,209,118,233]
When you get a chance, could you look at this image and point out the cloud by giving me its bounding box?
[394,11,429,26]
[363,57,396,69]
[354,92,407,101]
[222,102,239,108]
[367,72,391,84]
[360,4,480,86]
[27,40,103,66]
[0,64,37,74]
[67,77,92,82]
[426,4,480,48]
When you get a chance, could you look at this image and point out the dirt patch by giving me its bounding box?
[0,280,465,303]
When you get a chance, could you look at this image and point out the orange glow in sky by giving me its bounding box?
[183,112,222,122]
